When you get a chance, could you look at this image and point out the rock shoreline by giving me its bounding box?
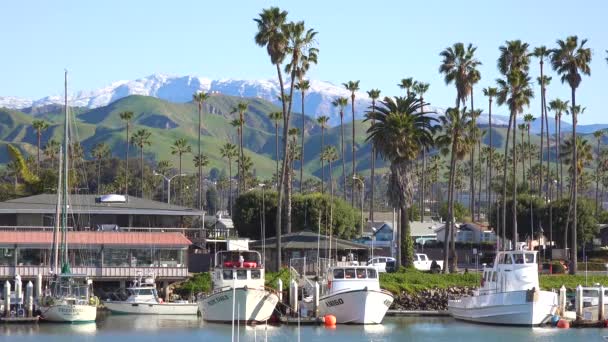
[390,287,476,311]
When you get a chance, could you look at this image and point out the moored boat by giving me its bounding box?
[198,250,278,323]
[104,274,198,315]
[448,250,557,326]
[318,266,393,324]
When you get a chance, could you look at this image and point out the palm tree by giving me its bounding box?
[413,82,430,221]
[43,139,60,170]
[518,123,528,181]
[366,96,437,268]
[439,43,481,108]
[332,97,349,200]
[131,128,152,198]
[496,40,532,249]
[594,130,605,215]
[482,87,498,216]
[232,102,248,193]
[295,80,310,193]
[268,111,283,184]
[321,146,338,196]
[193,153,210,209]
[550,36,592,274]
[366,89,381,222]
[171,138,191,204]
[285,127,299,234]
[437,107,472,272]
[193,91,210,210]
[119,111,134,196]
[397,78,415,97]
[343,80,360,206]
[31,120,49,175]
[532,46,550,196]
[316,115,330,195]
[549,98,569,198]
[523,113,536,189]
[91,143,110,195]
[220,142,238,214]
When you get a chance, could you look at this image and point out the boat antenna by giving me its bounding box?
[60,69,71,274]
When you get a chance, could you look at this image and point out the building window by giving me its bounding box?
[104,249,130,267]
[159,249,183,267]
[0,248,14,266]
[69,249,101,267]
[131,249,155,267]
[17,249,44,266]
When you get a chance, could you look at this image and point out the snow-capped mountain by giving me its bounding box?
[0,73,371,125]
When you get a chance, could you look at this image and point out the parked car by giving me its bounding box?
[413,253,444,272]
[367,257,396,273]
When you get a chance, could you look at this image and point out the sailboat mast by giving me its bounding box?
[61,70,70,270]
[52,147,63,274]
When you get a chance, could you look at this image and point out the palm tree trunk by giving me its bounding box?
[401,205,412,268]
[421,148,426,222]
[178,153,183,205]
[351,95,356,207]
[125,123,129,196]
[140,146,144,198]
[228,158,232,214]
[488,98,493,222]
[559,117,563,199]
[97,158,102,195]
[320,127,325,195]
[512,110,518,248]
[477,139,482,221]
[370,101,376,222]
[240,117,244,193]
[340,113,346,201]
[286,153,292,234]
[539,61,545,196]
[444,138,457,273]
[198,104,202,210]
[501,109,513,251]
[596,138,601,216]
[37,130,41,175]
[570,87,578,275]
[544,85,550,201]
[301,92,305,193]
[275,122,279,187]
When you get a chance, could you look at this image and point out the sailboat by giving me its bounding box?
[39,71,98,323]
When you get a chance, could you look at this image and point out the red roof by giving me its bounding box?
[0,231,191,247]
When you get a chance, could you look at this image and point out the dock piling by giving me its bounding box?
[290,280,298,316]
[314,282,319,318]
[3,281,10,317]
[575,285,583,321]
[558,285,567,316]
[14,275,22,304]
[278,279,283,302]
[35,274,42,299]
[599,285,605,321]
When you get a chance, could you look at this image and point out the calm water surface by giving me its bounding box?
[0,314,605,341]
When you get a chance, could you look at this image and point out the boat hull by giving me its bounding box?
[448,290,557,326]
[319,289,393,324]
[199,288,278,323]
[104,301,199,315]
[41,304,97,323]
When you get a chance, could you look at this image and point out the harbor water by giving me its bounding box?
[0,315,605,341]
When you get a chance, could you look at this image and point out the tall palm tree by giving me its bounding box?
[413,82,430,222]
[366,89,381,222]
[550,36,592,274]
[194,153,210,209]
[285,127,299,234]
[482,87,498,216]
[496,40,532,249]
[397,78,415,97]
[254,7,290,269]
[131,128,152,198]
[193,91,210,210]
[523,113,536,189]
[366,96,437,268]
[171,138,191,205]
[295,80,310,193]
[439,43,481,108]
[321,146,338,197]
[232,102,248,193]
[31,120,49,175]
[343,80,360,206]
[594,130,605,215]
[467,109,482,219]
[268,111,283,184]
[437,107,472,272]
[120,111,134,196]
[220,142,238,214]
[549,98,569,199]
[43,139,60,170]
[91,142,110,195]
[532,46,550,196]
[332,97,349,200]
[316,115,330,195]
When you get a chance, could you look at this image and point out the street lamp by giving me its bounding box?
[154,171,186,205]
[352,175,365,237]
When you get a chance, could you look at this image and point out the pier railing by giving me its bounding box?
[0,265,188,280]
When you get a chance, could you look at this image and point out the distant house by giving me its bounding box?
[434,222,497,244]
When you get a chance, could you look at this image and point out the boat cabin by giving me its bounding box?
[212,250,265,290]
[481,251,539,293]
[327,266,380,293]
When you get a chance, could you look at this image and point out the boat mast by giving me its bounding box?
[60,70,70,273]
[52,147,63,274]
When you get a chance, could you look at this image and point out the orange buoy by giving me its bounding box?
[556,319,570,329]
[324,314,337,327]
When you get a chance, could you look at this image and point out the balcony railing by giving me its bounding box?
[0,225,195,233]
[0,265,188,279]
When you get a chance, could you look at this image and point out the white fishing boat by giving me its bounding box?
[104,274,198,315]
[39,71,98,323]
[448,250,558,326]
[198,250,278,323]
[318,266,393,324]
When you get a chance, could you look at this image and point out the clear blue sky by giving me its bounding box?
[1,0,607,124]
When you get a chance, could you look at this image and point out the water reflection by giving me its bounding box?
[98,313,202,331]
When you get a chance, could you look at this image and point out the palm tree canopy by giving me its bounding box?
[365,96,438,163]
[295,79,310,92]
[343,80,360,95]
[439,42,481,105]
[316,115,330,128]
[593,130,605,140]
[482,87,498,98]
[397,78,414,92]
[497,40,531,75]
[220,143,238,159]
[254,7,289,65]
[91,143,110,160]
[560,136,593,174]
[119,111,134,121]
[523,113,535,124]
[412,82,430,97]
[532,46,550,61]
[436,107,474,161]
[367,89,381,100]
[548,98,569,118]
[283,21,319,77]
[32,120,49,132]
[321,145,338,162]
[171,138,192,155]
[496,70,534,115]
[192,91,210,104]
[193,154,210,168]
[550,36,592,90]
[268,111,283,123]
[131,129,152,148]
[332,97,349,114]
